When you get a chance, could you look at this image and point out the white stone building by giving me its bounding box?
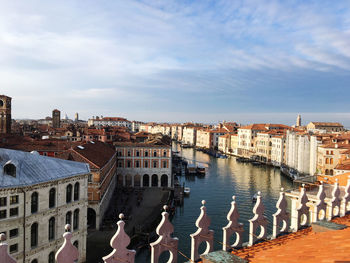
[88,117,131,129]
[270,136,285,167]
[182,127,197,146]
[0,148,90,263]
[285,131,318,175]
[115,142,173,188]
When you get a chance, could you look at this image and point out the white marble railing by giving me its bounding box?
[2,177,350,263]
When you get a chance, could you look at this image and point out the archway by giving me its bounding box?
[152,174,158,187]
[87,208,96,229]
[134,174,141,187]
[143,174,150,187]
[126,174,132,187]
[161,174,168,187]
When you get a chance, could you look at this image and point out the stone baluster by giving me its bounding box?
[150,206,178,263]
[272,188,289,239]
[313,182,327,222]
[103,214,136,263]
[222,196,244,250]
[190,200,214,261]
[0,233,16,263]
[248,191,268,246]
[55,224,79,263]
[290,184,310,232]
[340,176,350,217]
[327,179,341,220]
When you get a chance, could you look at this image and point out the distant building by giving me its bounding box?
[114,142,173,188]
[296,114,301,127]
[52,109,61,128]
[0,148,90,263]
[307,122,344,133]
[88,116,131,129]
[75,113,79,122]
[0,95,12,134]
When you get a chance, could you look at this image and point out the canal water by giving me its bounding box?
[136,144,293,262]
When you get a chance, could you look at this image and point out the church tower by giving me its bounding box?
[296,114,301,127]
[0,95,12,134]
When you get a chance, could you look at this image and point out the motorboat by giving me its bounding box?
[184,187,190,195]
[252,193,258,202]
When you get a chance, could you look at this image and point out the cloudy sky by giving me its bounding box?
[1,0,350,126]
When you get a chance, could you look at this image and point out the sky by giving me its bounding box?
[0,0,350,126]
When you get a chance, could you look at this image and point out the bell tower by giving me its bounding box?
[0,95,12,134]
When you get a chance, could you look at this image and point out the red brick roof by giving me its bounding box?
[233,214,350,262]
[57,141,116,169]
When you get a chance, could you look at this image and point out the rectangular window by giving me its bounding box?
[136,151,140,157]
[163,161,167,168]
[163,151,167,157]
[10,207,18,217]
[9,228,18,238]
[0,197,6,207]
[88,174,93,182]
[153,161,157,168]
[145,151,148,157]
[0,210,6,219]
[145,161,148,168]
[127,151,131,157]
[136,161,140,168]
[9,244,18,254]
[127,161,131,168]
[118,161,123,168]
[10,196,18,205]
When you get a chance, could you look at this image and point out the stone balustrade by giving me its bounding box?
[2,179,350,263]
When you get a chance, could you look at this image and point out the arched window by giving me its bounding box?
[330,169,334,175]
[48,217,55,240]
[66,211,72,225]
[153,151,157,157]
[330,158,334,164]
[31,260,38,263]
[325,158,329,164]
[48,252,55,263]
[73,209,79,230]
[31,223,38,248]
[74,183,80,201]
[325,169,329,175]
[73,240,79,249]
[66,184,72,203]
[49,188,56,208]
[31,192,39,213]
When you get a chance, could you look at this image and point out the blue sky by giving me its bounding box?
[0,0,350,126]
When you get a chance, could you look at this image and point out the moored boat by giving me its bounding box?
[184,187,190,195]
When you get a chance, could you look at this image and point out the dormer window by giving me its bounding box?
[4,163,16,177]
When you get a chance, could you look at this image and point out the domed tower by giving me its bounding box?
[0,95,12,134]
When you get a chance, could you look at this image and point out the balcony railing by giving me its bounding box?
[1,177,349,263]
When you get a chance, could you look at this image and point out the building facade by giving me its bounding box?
[0,148,90,263]
[0,95,12,134]
[88,117,131,129]
[57,141,117,230]
[115,142,173,188]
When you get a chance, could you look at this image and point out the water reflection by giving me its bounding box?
[136,144,293,263]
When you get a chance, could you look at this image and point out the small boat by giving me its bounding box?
[196,166,206,175]
[252,193,258,202]
[187,164,197,175]
[251,161,261,166]
[184,187,190,195]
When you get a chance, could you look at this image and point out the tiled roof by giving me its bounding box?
[310,122,344,127]
[0,148,89,188]
[114,142,171,148]
[233,214,350,262]
[57,141,115,169]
